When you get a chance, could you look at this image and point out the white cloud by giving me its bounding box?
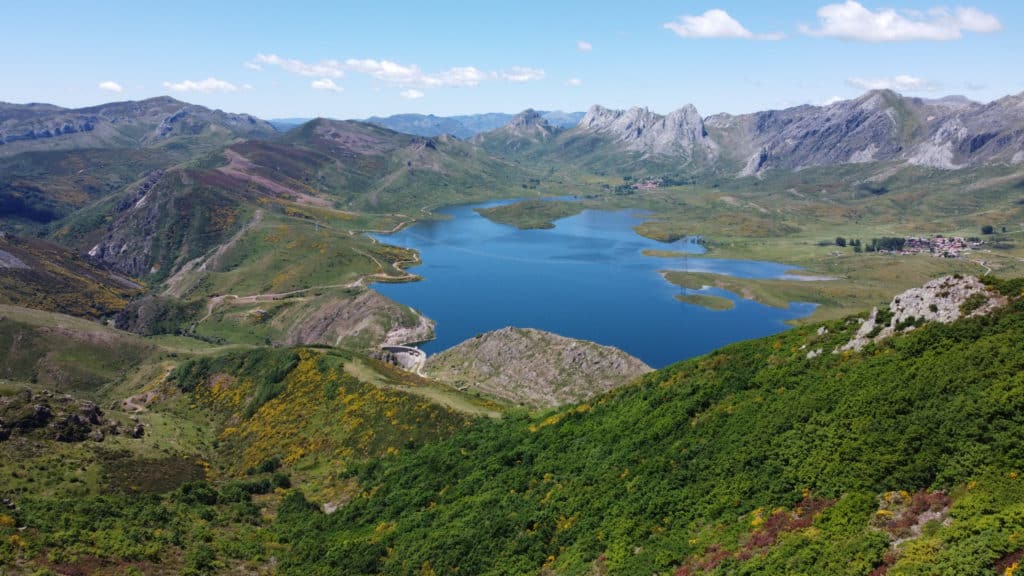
[311,78,342,92]
[342,59,490,87]
[431,66,490,87]
[98,81,123,93]
[243,61,262,71]
[249,53,543,88]
[801,2,1002,42]
[847,74,939,92]
[821,95,844,106]
[567,77,583,86]
[400,89,425,99]
[577,40,593,52]
[162,77,239,93]
[501,67,545,83]
[251,53,345,77]
[346,58,424,83]
[664,9,784,40]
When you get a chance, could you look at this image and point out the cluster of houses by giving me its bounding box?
[631,179,661,191]
[885,236,978,258]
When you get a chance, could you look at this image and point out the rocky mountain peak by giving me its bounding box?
[577,103,711,157]
[508,109,548,129]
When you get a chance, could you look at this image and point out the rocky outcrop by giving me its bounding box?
[275,289,435,353]
[505,109,554,138]
[0,388,137,443]
[840,275,1005,352]
[425,327,652,408]
[577,104,715,159]
[0,249,29,270]
[470,109,557,152]
[509,89,1024,176]
[707,91,917,175]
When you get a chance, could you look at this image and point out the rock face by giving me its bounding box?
[275,289,435,353]
[470,109,556,152]
[577,104,714,158]
[0,249,29,270]
[425,327,652,409]
[533,89,1024,175]
[0,389,136,443]
[505,109,554,138]
[841,275,1004,352]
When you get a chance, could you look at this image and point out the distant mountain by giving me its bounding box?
[470,109,557,153]
[474,90,1024,176]
[0,98,277,229]
[0,96,276,156]
[268,118,310,131]
[575,103,716,161]
[706,89,1024,175]
[75,118,527,280]
[365,110,584,138]
[364,113,475,138]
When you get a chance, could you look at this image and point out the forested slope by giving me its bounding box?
[273,278,1024,576]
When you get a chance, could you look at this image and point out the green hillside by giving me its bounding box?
[3,280,1024,574]
[267,278,1024,576]
[0,233,142,318]
[0,334,494,575]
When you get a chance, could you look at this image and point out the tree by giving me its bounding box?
[836,237,847,247]
[982,225,994,235]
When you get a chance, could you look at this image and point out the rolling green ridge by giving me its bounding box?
[266,281,1024,576]
[3,282,1024,574]
[0,233,142,318]
[0,331,493,574]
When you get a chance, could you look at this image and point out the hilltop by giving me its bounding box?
[0,96,275,156]
[424,327,652,408]
[0,97,276,233]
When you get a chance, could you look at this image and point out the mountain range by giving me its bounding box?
[473,90,1024,176]
[270,110,587,138]
[2,89,1023,300]
[3,88,1024,575]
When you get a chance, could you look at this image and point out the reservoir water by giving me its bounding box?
[372,200,816,368]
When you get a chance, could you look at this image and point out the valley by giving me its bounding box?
[2,86,1024,575]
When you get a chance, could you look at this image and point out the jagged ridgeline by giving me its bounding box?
[473,90,1024,178]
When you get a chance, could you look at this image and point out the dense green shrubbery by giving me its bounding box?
[170,348,299,415]
[271,301,1024,575]
[113,295,202,336]
[8,481,274,572]
[11,298,1024,575]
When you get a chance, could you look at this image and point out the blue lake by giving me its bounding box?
[372,200,816,368]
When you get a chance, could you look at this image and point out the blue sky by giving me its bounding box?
[1,1,1020,119]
